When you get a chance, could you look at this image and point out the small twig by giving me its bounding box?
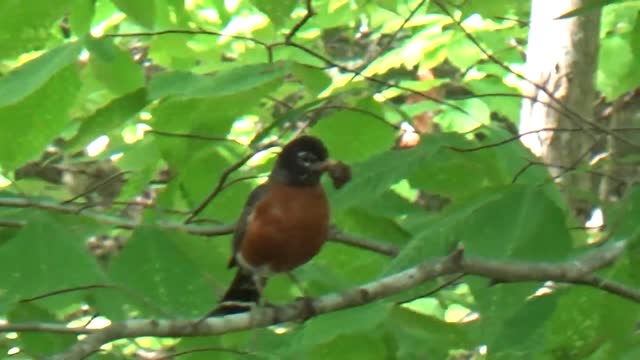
[19,285,112,303]
[320,104,401,130]
[161,346,260,359]
[220,175,266,191]
[284,41,468,114]
[61,170,130,205]
[285,0,314,43]
[511,161,535,184]
[397,273,466,304]
[184,142,277,224]
[433,0,640,149]
[147,130,244,146]
[330,229,399,257]
[349,0,428,79]
[107,29,269,47]
[0,196,233,235]
[529,160,627,185]
[108,29,275,63]
[448,127,589,153]
[19,283,172,318]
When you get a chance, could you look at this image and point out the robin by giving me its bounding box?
[209,135,350,315]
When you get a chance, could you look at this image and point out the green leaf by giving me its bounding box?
[0,0,74,59]
[306,332,388,360]
[456,185,572,260]
[108,226,213,316]
[447,34,485,70]
[597,35,634,99]
[328,136,442,211]
[0,65,80,170]
[151,99,241,170]
[546,287,637,359]
[251,0,298,27]
[489,293,559,356]
[70,0,96,36]
[148,62,290,100]
[68,88,148,149]
[434,98,491,132]
[291,63,332,97]
[408,140,506,198]
[292,302,392,349]
[0,42,81,107]
[459,0,529,18]
[389,307,474,359]
[8,302,76,356]
[310,98,396,163]
[158,148,252,222]
[86,37,145,96]
[111,0,156,28]
[387,188,504,274]
[0,214,104,312]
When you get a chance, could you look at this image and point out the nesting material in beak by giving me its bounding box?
[311,160,351,189]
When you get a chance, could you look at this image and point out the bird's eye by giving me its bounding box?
[296,151,317,167]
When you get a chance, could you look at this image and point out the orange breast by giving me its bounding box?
[240,183,329,273]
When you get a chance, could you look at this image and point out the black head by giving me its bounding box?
[270,136,330,186]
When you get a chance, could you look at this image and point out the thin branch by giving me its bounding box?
[0,197,395,257]
[220,175,266,191]
[112,26,465,114]
[448,127,588,153]
[61,170,130,204]
[283,41,468,114]
[330,229,399,257]
[285,0,314,43]
[107,29,269,48]
[529,159,627,185]
[184,142,277,223]
[19,285,112,303]
[108,29,275,63]
[0,196,235,236]
[511,161,536,183]
[147,130,244,146]
[320,104,401,130]
[350,0,428,78]
[161,346,258,359]
[432,0,640,149]
[20,283,173,317]
[397,273,466,304]
[47,240,638,359]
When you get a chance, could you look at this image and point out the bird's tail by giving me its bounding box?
[208,270,262,316]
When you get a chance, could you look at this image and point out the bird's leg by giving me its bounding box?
[287,272,310,298]
[287,272,317,321]
[247,274,268,349]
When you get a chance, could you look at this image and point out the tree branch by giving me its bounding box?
[0,196,398,256]
[0,196,235,236]
[184,142,277,224]
[16,240,630,359]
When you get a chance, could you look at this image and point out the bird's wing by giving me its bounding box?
[228,183,270,268]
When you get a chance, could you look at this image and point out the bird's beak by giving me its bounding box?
[311,159,338,172]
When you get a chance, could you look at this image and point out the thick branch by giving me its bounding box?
[32,240,635,359]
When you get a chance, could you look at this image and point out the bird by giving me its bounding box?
[209,135,350,316]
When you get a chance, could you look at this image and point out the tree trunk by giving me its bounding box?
[519,0,601,220]
[599,90,640,202]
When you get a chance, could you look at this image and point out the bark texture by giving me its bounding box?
[519,0,601,220]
